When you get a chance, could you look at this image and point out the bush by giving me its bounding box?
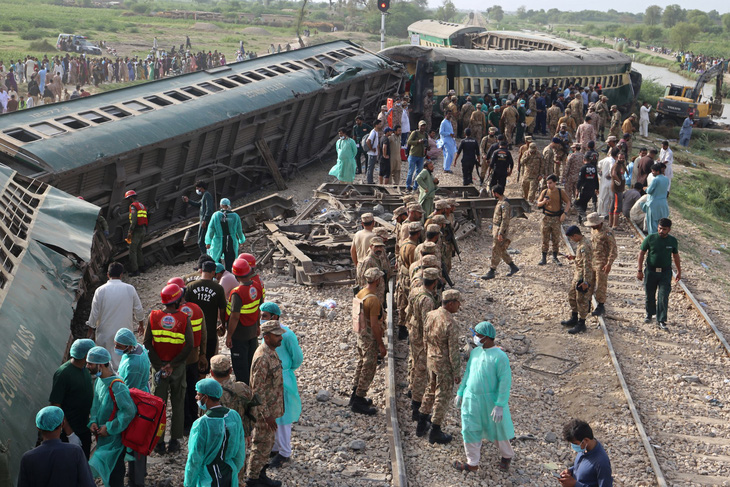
[20,30,46,40]
[131,3,149,14]
[29,40,57,51]
[128,26,139,33]
[0,24,13,32]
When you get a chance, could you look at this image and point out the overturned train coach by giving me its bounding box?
[0,41,403,242]
[381,44,642,118]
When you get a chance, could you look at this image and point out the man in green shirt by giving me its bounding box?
[352,115,372,175]
[637,217,681,331]
[415,159,439,218]
[406,120,429,192]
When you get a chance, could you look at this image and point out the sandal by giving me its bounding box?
[453,460,478,472]
[498,457,512,472]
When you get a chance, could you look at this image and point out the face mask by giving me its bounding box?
[473,335,483,347]
[196,189,202,195]
[571,441,584,453]
[339,136,345,140]
[197,400,207,411]
[260,319,268,327]
[114,348,125,355]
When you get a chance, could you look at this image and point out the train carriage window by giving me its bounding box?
[345,47,364,54]
[336,49,355,58]
[143,95,172,107]
[282,62,303,71]
[100,105,131,117]
[255,68,277,78]
[473,79,481,94]
[483,78,491,94]
[213,78,238,88]
[328,51,346,60]
[304,57,325,68]
[123,100,154,112]
[29,122,66,137]
[4,128,41,142]
[163,90,192,102]
[181,86,208,97]
[268,65,290,74]
[228,75,251,84]
[55,116,89,129]
[492,79,501,93]
[79,111,111,124]
[197,82,223,93]
[316,54,337,66]
[462,78,471,94]
[241,71,265,81]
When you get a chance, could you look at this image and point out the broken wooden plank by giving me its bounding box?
[264,221,314,273]
[256,139,287,190]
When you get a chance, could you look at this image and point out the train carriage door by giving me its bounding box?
[410,59,432,114]
[446,63,456,93]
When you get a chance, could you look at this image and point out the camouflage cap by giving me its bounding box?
[408,221,423,232]
[421,254,440,267]
[374,227,390,238]
[423,267,440,280]
[370,236,385,247]
[426,224,441,234]
[361,212,374,223]
[261,321,286,336]
[488,126,497,133]
[442,289,461,302]
[408,202,424,213]
[525,135,533,142]
[421,241,437,254]
[393,206,408,217]
[611,105,618,110]
[435,200,449,210]
[402,194,417,204]
[446,198,457,207]
[431,214,446,224]
[210,354,232,373]
[529,143,537,149]
[364,267,384,283]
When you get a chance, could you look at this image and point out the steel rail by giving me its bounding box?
[385,277,408,487]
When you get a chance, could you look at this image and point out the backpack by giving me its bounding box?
[361,133,371,152]
[108,379,167,455]
[352,293,377,334]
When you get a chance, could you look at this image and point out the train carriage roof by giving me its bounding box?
[407,20,486,39]
[0,41,399,177]
[380,45,631,66]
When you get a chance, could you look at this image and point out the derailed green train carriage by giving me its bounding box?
[381,45,642,117]
[0,41,403,243]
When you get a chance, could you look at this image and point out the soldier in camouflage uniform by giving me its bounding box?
[423,90,434,132]
[246,322,285,487]
[408,268,440,424]
[562,226,595,335]
[398,221,422,339]
[410,254,442,296]
[415,225,442,261]
[546,101,562,137]
[557,112,577,138]
[537,175,570,265]
[562,142,584,200]
[441,200,457,275]
[500,101,518,147]
[609,105,622,139]
[482,185,519,280]
[595,96,610,141]
[425,200,448,227]
[356,237,389,304]
[417,289,462,444]
[516,135,533,168]
[520,143,545,203]
[585,213,618,317]
[568,92,583,126]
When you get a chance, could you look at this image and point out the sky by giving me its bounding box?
[437,1,730,15]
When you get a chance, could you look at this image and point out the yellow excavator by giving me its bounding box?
[655,63,724,128]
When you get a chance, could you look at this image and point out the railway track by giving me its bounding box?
[560,216,730,486]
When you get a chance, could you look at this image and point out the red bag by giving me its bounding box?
[108,379,167,455]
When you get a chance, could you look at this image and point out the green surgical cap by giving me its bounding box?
[114,328,137,347]
[36,406,64,431]
[475,321,496,339]
[216,263,225,273]
[87,346,111,364]
[196,378,222,399]
[259,302,281,317]
[70,339,96,359]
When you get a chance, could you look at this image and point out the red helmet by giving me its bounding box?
[231,258,251,277]
[237,253,256,268]
[160,284,182,305]
[167,277,186,289]
[124,190,137,199]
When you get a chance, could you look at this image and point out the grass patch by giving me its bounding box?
[29,39,57,51]
[671,171,730,223]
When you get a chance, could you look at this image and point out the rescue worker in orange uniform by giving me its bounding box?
[143,283,193,454]
[167,277,208,436]
[125,190,148,276]
[237,253,266,302]
[225,258,264,385]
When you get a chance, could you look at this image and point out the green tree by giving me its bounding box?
[644,5,662,26]
[708,10,720,22]
[662,4,685,28]
[516,6,526,19]
[487,5,503,22]
[436,0,456,22]
[643,25,663,41]
[668,22,698,51]
[723,13,730,32]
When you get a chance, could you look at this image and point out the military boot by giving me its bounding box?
[416,413,431,437]
[351,387,373,405]
[561,312,578,327]
[552,252,562,266]
[506,262,520,276]
[411,401,422,422]
[351,395,377,416]
[538,252,547,265]
[568,319,587,334]
[481,268,496,280]
[591,303,605,316]
[398,325,409,340]
[428,424,453,444]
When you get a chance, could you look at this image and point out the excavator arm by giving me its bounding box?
[691,64,724,103]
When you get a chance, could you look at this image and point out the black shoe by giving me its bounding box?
[658,321,669,331]
[538,252,547,266]
[481,268,496,280]
[644,314,653,323]
[506,263,520,276]
[269,453,289,469]
[591,303,605,316]
[561,313,578,327]
[154,440,166,455]
[428,424,452,444]
[411,401,421,422]
[351,388,373,405]
[166,438,180,453]
[398,325,409,340]
[552,252,562,266]
[351,395,377,415]
[416,413,431,437]
[269,451,279,458]
[568,319,587,334]
[252,466,282,487]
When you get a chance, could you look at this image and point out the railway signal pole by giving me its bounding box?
[378,0,390,51]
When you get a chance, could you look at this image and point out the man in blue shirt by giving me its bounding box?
[183,180,215,256]
[679,113,694,147]
[18,406,95,487]
[559,419,613,487]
